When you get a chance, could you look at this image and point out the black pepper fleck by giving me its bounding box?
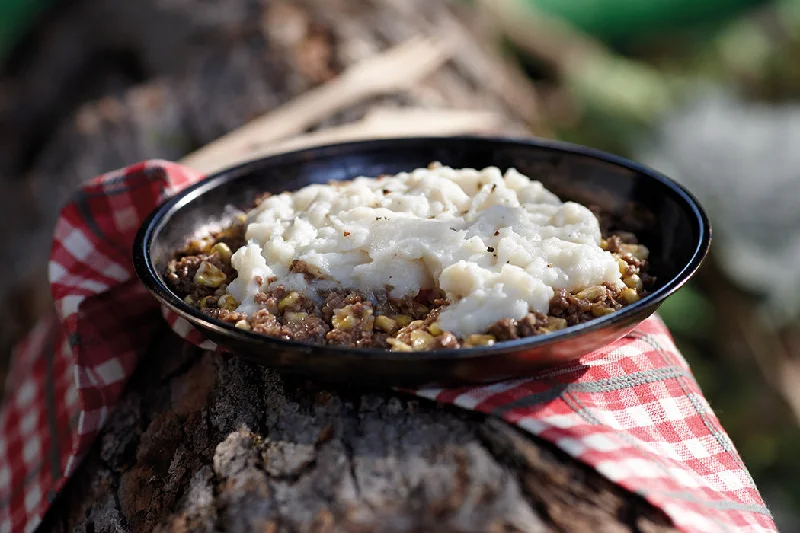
[494,230,500,236]
[487,246,495,252]
[344,231,351,236]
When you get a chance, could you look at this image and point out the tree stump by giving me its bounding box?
[3,0,675,531]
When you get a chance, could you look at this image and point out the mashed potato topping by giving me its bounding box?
[226,165,624,337]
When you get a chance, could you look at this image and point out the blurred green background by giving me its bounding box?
[495,0,800,528]
[0,0,54,64]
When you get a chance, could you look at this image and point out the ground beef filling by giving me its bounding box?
[165,219,653,350]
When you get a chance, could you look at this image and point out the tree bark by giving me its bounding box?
[3,0,675,531]
[44,328,674,533]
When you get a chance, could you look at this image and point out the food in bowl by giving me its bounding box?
[165,163,653,351]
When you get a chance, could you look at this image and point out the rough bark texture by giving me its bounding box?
[42,328,674,533]
[2,0,675,531]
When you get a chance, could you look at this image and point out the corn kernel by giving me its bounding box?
[427,322,443,336]
[235,320,251,330]
[183,295,196,305]
[375,315,398,333]
[576,286,605,301]
[409,329,436,350]
[591,304,615,317]
[617,257,629,275]
[332,309,356,329]
[547,317,568,331]
[465,334,495,347]
[620,288,640,304]
[361,312,374,332]
[624,274,643,291]
[186,237,212,254]
[198,296,215,309]
[285,311,308,322]
[218,294,238,310]
[278,292,300,311]
[387,338,413,352]
[194,261,227,288]
[394,314,412,327]
[620,243,649,261]
[210,242,232,262]
[600,238,608,250]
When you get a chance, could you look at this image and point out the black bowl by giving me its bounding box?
[133,136,710,387]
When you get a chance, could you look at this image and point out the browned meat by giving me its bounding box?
[436,332,459,349]
[289,259,326,281]
[488,318,518,341]
[390,295,430,321]
[165,255,204,296]
[166,214,653,351]
[324,301,375,348]
[251,309,292,340]
[321,291,364,322]
[203,308,248,323]
[517,313,548,337]
[253,292,280,314]
[283,313,329,343]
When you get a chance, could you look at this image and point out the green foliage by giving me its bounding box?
[0,0,55,64]
[658,283,714,340]
[521,0,769,45]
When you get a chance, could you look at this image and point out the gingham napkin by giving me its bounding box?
[0,160,776,533]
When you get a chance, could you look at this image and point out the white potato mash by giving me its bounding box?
[226,164,624,337]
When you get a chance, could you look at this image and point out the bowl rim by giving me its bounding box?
[133,134,711,361]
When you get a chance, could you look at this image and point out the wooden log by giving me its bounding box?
[3,0,675,531]
[43,328,674,532]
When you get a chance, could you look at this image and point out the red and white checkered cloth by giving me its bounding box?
[0,160,776,533]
